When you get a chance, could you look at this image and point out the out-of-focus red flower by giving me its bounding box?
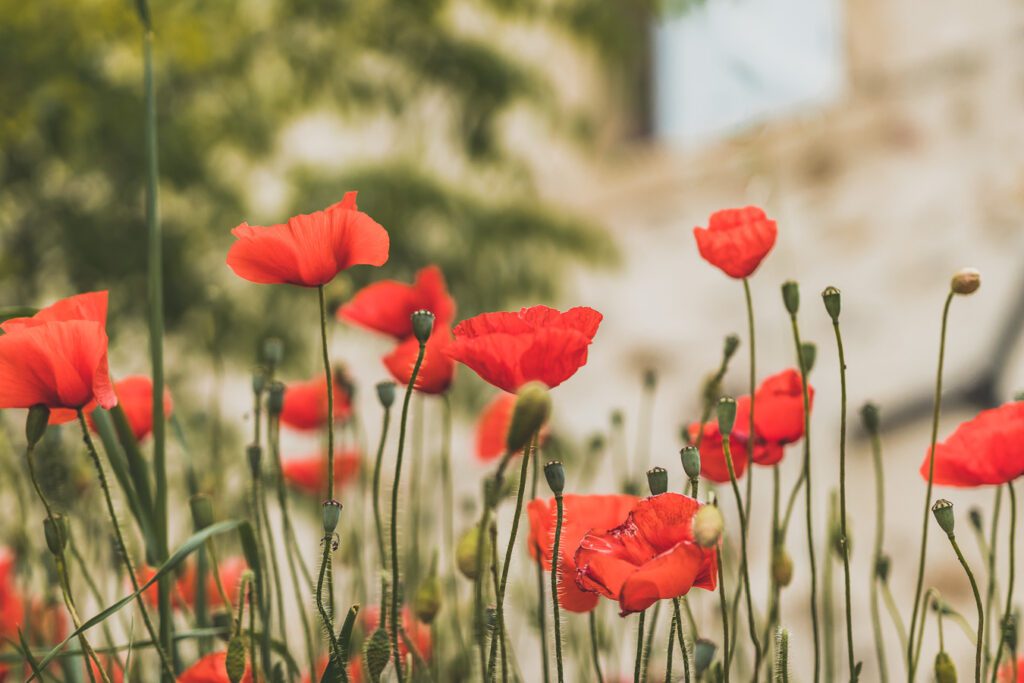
[0,550,23,642]
[87,658,124,683]
[921,402,1024,488]
[575,493,718,614]
[0,291,117,423]
[139,557,248,610]
[732,368,814,466]
[447,305,602,393]
[177,652,252,683]
[527,494,639,613]
[362,606,432,662]
[383,327,455,394]
[693,207,777,279]
[686,422,772,482]
[476,393,516,462]
[280,375,352,431]
[338,265,456,338]
[303,656,363,683]
[226,192,389,287]
[281,450,361,497]
[84,375,173,441]
[999,657,1024,681]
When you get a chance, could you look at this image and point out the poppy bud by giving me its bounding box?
[968,507,983,533]
[716,397,737,436]
[950,267,980,295]
[226,635,247,683]
[267,382,284,416]
[26,405,50,448]
[364,626,391,682]
[800,342,817,374]
[723,334,740,361]
[414,571,442,624]
[680,446,701,481]
[646,467,668,495]
[694,638,718,676]
[456,527,487,580]
[772,546,794,587]
[782,280,800,315]
[262,337,284,366]
[506,382,551,454]
[821,286,841,322]
[1002,613,1018,652]
[376,381,396,409]
[643,368,657,390]
[189,494,215,531]
[43,514,69,556]
[876,555,891,583]
[693,505,724,548]
[411,309,435,345]
[238,524,261,579]
[252,367,267,396]
[544,461,565,495]
[611,409,624,427]
[246,444,262,477]
[932,499,955,537]
[933,651,956,683]
[860,402,880,436]
[322,499,343,535]
[587,434,606,453]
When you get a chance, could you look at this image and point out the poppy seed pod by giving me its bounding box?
[933,651,956,683]
[26,404,50,448]
[860,402,880,436]
[364,627,391,681]
[189,494,215,531]
[322,499,343,535]
[411,309,435,344]
[43,514,69,556]
[782,280,800,315]
[456,527,487,579]
[376,381,396,409]
[694,638,718,676]
[267,381,285,416]
[505,382,551,454]
[680,446,701,480]
[646,467,668,495]
[716,397,737,435]
[262,337,284,367]
[693,504,724,548]
[800,342,817,374]
[772,546,794,587]
[226,635,247,683]
[544,461,565,495]
[822,286,841,322]
[932,499,956,536]
[413,572,442,624]
[950,267,980,295]
[723,334,740,361]
[246,444,262,477]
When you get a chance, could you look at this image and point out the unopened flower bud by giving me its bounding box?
[226,635,247,683]
[376,381,396,409]
[246,444,262,477]
[932,499,955,536]
[26,405,50,448]
[876,555,891,583]
[610,409,624,427]
[189,494,215,531]
[860,402,880,436]
[933,650,956,683]
[646,467,668,495]
[680,446,701,481]
[782,280,800,315]
[716,397,737,435]
[414,571,442,624]
[456,527,487,580]
[411,309,435,344]
[968,507,983,533]
[772,547,794,587]
[238,522,261,578]
[364,626,391,681]
[694,638,718,676]
[43,514,69,556]
[1002,613,1018,652]
[587,434,606,453]
[544,461,565,495]
[262,337,284,367]
[693,505,724,548]
[800,342,817,374]
[322,499,343,535]
[267,382,285,416]
[822,286,841,322]
[951,268,980,295]
[506,382,551,454]
[643,368,657,390]
[723,334,740,362]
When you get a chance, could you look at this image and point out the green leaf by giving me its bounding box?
[321,604,360,683]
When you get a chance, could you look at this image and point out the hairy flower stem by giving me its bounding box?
[316,537,344,667]
[551,492,566,683]
[722,435,762,680]
[979,487,1002,679]
[315,283,338,626]
[991,483,1017,682]
[533,452,552,683]
[439,396,465,662]
[251,457,275,673]
[634,610,647,683]
[590,609,605,683]
[641,600,661,681]
[741,277,758,585]
[372,402,393,568]
[943,530,985,683]
[388,338,427,681]
[475,455,508,681]
[787,310,820,681]
[56,552,108,683]
[880,578,909,671]
[907,291,955,679]
[489,521,509,683]
[76,411,176,679]
[715,506,731,683]
[868,426,889,683]
[668,598,691,682]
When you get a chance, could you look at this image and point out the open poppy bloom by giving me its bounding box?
[280,374,352,431]
[84,375,173,441]
[383,326,455,394]
[0,291,117,423]
[362,606,432,662]
[177,651,252,683]
[225,192,389,287]
[447,305,603,393]
[920,401,1024,487]
[686,422,768,482]
[999,657,1024,682]
[731,368,814,466]
[574,493,718,614]
[281,450,361,497]
[693,206,777,279]
[338,265,455,338]
[527,494,639,612]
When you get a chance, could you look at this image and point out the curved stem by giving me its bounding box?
[947,533,985,683]
[908,291,955,679]
[880,578,910,672]
[717,521,731,683]
[315,539,344,665]
[532,445,551,683]
[590,609,605,683]
[982,487,1002,681]
[551,493,566,683]
[868,428,889,683]
[992,483,1017,682]
[372,404,392,568]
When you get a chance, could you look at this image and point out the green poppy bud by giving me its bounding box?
[800,342,817,374]
[226,634,248,683]
[694,638,718,676]
[860,402,880,436]
[875,555,891,583]
[950,267,980,295]
[413,571,442,624]
[1003,613,1018,652]
[681,446,701,481]
[322,499,343,535]
[456,527,487,580]
[506,381,551,454]
[716,397,737,436]
[544,461,565,495]
[782,280,800,315]
[932,499,955,537]
[772,546,794,587]
[968,507,983,533]
[411,309,435,344]
[934,651,957,683]
[364,627,391,683]
[43,514,69,556]
[723,334,740,362]
[251,367,267,396]
[189,493,215,531]
[646,467,668,495]
[246,444,262,477]
[26,405,50,448]
[376,381,396,409]
[821,286,841,322]
[693,505,724,548]
[267,381,285,416]
[262,337,284,367]
[238,523,261,578]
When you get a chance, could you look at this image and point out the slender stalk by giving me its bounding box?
[532,446,551,683]
[880,578,909,671]
[868,425,889,683]
[389,338,428,681]
[317,284,335,499]
[667,603,677,683]
[992,483,1018,682]
[716,521,731,682]
[315,538,344,666]
[634,610,647,683]
[981,488,1003,679]
[641,600,661,681]
[741,277,758,578]
[908,291,955,679]
[372,401,393,567]
[55,552,109,683]
[824,495,837,683]
[672,598,691,683]
[590,609,605,683]
[489,521,508,683]
[945,531,985,683]
[551,492,566,683]
[439,395,464,657]
[408,396,425,585]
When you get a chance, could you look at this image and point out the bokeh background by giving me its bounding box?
[3,0,1024,679]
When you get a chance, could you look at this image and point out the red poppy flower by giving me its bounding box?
[527,494,639,612]
[83,375,173,441]
[476,393,516,462]
[383,327,455,394]
[447,305,603,393]
[338,265,456,338]
[574,493,718,615]
[281,450,361,497]
[731,368,814,466]
[693,206,777,279]
[226,192,389,287]
[686,422,775,482]
[999,657,1024,682]
[0,550,23,642]
[0,291,116,423]
[177,652,252,683]
[87,658,124,683]
[920,402,1024,488]
[362,606,432,662]
[280,375,352,431]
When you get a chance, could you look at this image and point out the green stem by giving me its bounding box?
[252,455,277,673]
[55,552,108,683]
[316,538,344,666]
[532,452,551,683]
[667,603,677,683]
[741,276,758,598]
[372,403,392,568]
[908,291,955,680]
[717,513,731,683]
[408,396,425,586]
[318,284,335,500]
[946,532,984,683]
[981,487,1002,680]
[489,521,508,683]
[880,578,909,672]
[634,610,646,683]
[641,600,661,681]
[590,609,605,683]
[439,395,464,657]
[672,598,691,682]
[992,483,1017,683]
[551,493,566,683]
[868,428,888,683]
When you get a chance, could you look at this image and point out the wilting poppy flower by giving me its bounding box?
[281,450,361,497]
[338,265,456,338]
[0,291,116,423]
[920,401,1024,488]
[362,606,432,662]
[575,493,718,614]
[83,375,173,441]
[226,192,389,287]
[693,206,777,279]
[383,326,455,395]
[686,422,772,482]
[177,652,252,683]
[280,374,352,431]
[527,494,639,612]
[447,305,603,393]
[0,550,23,642]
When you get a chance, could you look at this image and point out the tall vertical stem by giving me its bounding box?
[634,610,647,683]
[947,532,984,683]
[868,426,888,682]
[992,484,1017,681]
[551,493,566,683]
[533,453,551,683]
[317,284,335,499]
[372,403,393,568]
[590,608,605,683]
[830,318,856,678]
